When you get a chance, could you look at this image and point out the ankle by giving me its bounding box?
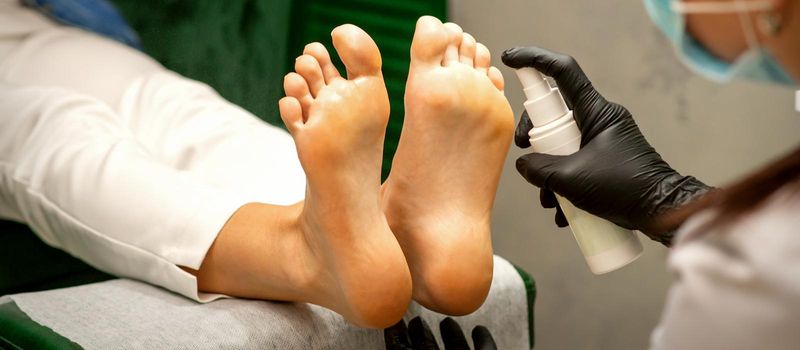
[279,202,329,297]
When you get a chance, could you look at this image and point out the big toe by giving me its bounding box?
[410,16,449,65]
[331,24,382,79]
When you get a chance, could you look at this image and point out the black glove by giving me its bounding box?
[384,317,497,350]
[501,46,711,246]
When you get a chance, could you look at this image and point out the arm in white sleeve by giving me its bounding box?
[0,84,248,301]
[650,191,800,350]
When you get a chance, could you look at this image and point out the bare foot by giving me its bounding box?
[278,24,411,328]
[381,16,514,315]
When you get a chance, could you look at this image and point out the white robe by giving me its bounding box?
[651,184,800,349]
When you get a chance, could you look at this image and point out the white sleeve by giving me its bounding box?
[0,84,246,302]
[650,202,800,350]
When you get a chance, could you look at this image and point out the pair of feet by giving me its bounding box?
[278,16,513,328]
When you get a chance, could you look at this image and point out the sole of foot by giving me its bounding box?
[279,24,412,328]
[382,16,514,315]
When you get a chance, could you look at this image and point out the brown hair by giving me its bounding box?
[657,144,800,235]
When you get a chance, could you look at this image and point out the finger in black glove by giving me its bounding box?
[409,317,441,350]
[384,318,415,350]
[384,317,497,350]
[471,326,498,350]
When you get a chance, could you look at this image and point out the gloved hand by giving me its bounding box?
[384,317,497,350]
[501,46,711,246]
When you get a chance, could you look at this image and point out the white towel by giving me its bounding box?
[2,255,532,349]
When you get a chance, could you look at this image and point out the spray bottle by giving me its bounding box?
[514,68,643,274]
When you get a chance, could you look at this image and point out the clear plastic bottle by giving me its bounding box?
[515,68,643,274]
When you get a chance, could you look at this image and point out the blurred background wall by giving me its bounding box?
[450,0,800,349]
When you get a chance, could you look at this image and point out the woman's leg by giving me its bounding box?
[114,71,306,205]
[0,80,409,328]
[0,7,411,327]
[0,84,248,301]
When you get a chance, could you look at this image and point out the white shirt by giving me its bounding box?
[651,183,800,349]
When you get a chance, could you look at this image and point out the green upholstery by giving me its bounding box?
[0,301,83,349]
[110,0,294,129]
[0,221,113,296]
[515,265,537,349]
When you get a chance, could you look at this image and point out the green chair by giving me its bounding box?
[0,1,535,347]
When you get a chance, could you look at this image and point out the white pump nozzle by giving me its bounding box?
[514,68,570,127]
[515,68,549,99]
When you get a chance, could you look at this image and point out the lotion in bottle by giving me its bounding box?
[515,68,643,274]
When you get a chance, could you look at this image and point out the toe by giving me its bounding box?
[303,42,341,84]
[279,97,304,132]
[331,24,382,79]
[459,33,476,66]
[488,66,505,91]
[474,43,490,74]
[410,16,449,66]
[442,22,463,65]
[283,72,313,120]
[295,55,326,97]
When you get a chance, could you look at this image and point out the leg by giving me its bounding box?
[115,71,306,205]
[0,84,248,301]
[0,25,162,108]
[381,17,515,315]
[1,6,409,326]
[0,81,408,328]
[196,24,411,328]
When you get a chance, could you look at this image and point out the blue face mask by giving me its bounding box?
[643,0,796,86]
